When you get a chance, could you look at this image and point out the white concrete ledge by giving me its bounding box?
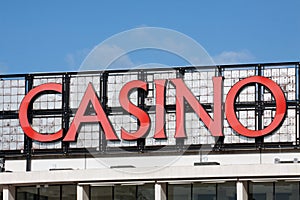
[1,163,300,185]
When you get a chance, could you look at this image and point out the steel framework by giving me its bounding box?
[0,62,299,171]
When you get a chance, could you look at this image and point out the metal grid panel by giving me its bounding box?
[185,112,215,145]
[107,115,137,147]
[264,109,297,143]
[31,76,63,149]
[0,62,299,154]
[31,117,62,149]
[183,69,216,145]
[0,78,25,151]
[0,79,25,111]
[145,70,177,146]
[68,74,101,149]
[69,121,100,149]
[32,93,62,110]
[69,74,101,109]
[264,67,296,101]
[145,70,177,106]
[0,119,24,150]
[223,69,256,144]
[145,113,177,146]
[263,66,297,143]
[107,72,138,108]
[32,76,63,110]
[184,70,216,104]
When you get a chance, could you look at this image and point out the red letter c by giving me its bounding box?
[19,83,63,142]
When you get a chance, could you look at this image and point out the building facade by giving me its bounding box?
[0,62,300,200]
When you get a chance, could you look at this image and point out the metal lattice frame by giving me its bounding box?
[0,62,299,170]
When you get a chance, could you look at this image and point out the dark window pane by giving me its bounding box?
[249,182,273,200]
[39,185,60,200]
[114,185,136,200]
[91,186,113,200]
[137,184,154,200]
[193,183,216,200]
[275,181,299,200]
[16,184,76,200]
[62,185,77,200]
[217,182,236,200]
[168,184,191,200]
[16,186,38,200]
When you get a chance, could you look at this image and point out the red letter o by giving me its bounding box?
[225,76,286,137]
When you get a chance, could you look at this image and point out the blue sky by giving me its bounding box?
[0,0,299,74]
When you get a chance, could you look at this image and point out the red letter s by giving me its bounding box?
[119,80,150,140]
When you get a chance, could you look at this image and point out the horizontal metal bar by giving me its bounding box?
[1,61,298,78]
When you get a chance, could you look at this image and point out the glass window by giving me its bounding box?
[275,181,299,200]
[217,182,236,200]
[16,186,38,200]
[90,184,154,200]
[61,185,77,200]
[0,191,2,200]
[16,184,76,200]
[39,185,60,200]
[193,182,236,200]
[249,182,274,200]
[168,182,236,200]
[137,184,154,200]
[114,185,136,200]
[91,186,113,200]
[249,181,300,200]
[193,183,216,200]
[168,184,192,200]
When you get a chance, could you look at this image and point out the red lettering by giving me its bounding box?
[19,75,287,143]
[119,80,150,140]
[170,77,223,138]
[19,83,63,142]
[154,79,167,139]
[225,76,286,137]
[63,83,118,141]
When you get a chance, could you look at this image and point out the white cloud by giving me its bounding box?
[121,27,214,66]
[80,44,135,71]
[213,50,255,65]
[80,27,216,71]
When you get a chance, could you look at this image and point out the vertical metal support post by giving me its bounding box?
[214,66,224,150]
[100,72,108,152]
[296,63,300,147]
[175,68,185,151]
[24,74,33,171]
[62,73,70,154]
[255,65,264,148]
[137,70,146,152]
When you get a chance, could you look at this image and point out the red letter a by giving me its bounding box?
[63,83,118,141]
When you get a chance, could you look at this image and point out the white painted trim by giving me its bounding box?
[237,181,247,200]
[155,183,166,200]
[2,185,15,200]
